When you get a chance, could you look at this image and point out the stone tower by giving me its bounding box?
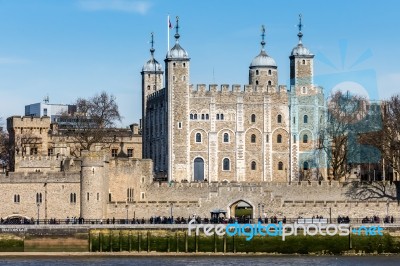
[165,17,191,182]
[249,25,278,88]
[289,14,325,181]
[141,33,164,159]
[80,149,109,219]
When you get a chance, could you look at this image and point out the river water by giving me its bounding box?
[0,256,398,266]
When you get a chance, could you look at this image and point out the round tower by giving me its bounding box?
[165,16,191,182]
[249,25,278,88]
[141,33,164,159]
[80,150,109,220]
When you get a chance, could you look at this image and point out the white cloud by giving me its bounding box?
[78,0,153,15]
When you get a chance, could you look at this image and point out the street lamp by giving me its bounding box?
[125,204,129,224]
[37,203,40,225]
[170,203,174,224]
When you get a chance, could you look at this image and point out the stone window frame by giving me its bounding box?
[277,134,282,143]
[303,161,309,170]
[48,148,53,156]
[251,114,256,123]
[278,161,283,171]
[268,69,272,75]
[111,148,118,157]
[303,115,308,124]
[277,114,282,124]
[256,70,259,75]
[14,194,20,203]
[222,158,230,171]
[178,122,182,129]
[201,114,205,120]
[303,134,308,143]
[223,132,230,143]
[70,193,76,204]
[206,114,209,120]
[251,134,256,143]
[195,132,202,143]
[255,80,259,85]
[266,134,269,143]
[268,80,272,86]
[127,148,133,157]
[251,161,257,170]
[141,192,145,200]
[36,193,42,203]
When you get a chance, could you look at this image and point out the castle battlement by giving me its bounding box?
[190,84,288,96]
[0,171,80,183]
[7,115,51,129]
[147,88,165,102]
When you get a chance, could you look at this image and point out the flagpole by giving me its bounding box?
[167,15,170,53]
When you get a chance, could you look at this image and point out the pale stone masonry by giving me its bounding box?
[0,17,396,222]
[142,18,326,183]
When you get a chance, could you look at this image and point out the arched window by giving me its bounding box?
[220,114,224,120]
[303,161,309,170]
[201,114,205,120]
[277,134,282,143]
[251,114,256,123]
[206,114,209,120]
[147,85,150,90]
[195,133,202,143]
[223,133,229,143]
[183,62,186,67]
[173,62,176,67]
[268,69,272,75]
[223,158,230,171]
[304,115,308,123]
[251,134,256,143]
[277,114,282,123]
[251,161,256,170]
[278,162,283,170]
[303,134,308,143]
[256,70,259,75]
[36,193,42,203]
[190,114,193,120]
[216,114,220,120]
[255,80,259,85]
[194,114,197,120]
[268,80,272,86]
[302,59,305,64]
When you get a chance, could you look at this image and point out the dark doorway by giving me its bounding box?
[194,157,204,181]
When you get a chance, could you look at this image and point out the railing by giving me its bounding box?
[0,216,398,226]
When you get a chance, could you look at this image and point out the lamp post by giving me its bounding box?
[125,204,129,224]
[170,202,174,224]
[37,203,40,225]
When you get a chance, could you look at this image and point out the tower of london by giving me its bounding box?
[142,16,327,183]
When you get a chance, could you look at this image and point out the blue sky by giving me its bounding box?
[0,0,399,126]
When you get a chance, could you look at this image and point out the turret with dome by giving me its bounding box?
[249,25,278,87]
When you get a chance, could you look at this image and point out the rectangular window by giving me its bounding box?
[87,192,90,201]
[178,122,182,129]
[141,192,145,200]
[97,193,99,201]
[48,148,53,156]
[111,149,118,157]
[109,193,112,202]
[127,149,133,157]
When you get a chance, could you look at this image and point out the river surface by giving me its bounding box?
[0,256,399,265]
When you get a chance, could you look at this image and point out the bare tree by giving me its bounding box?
[57,92,122,156]
[359,94,400,180]
[318,91,369,180]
